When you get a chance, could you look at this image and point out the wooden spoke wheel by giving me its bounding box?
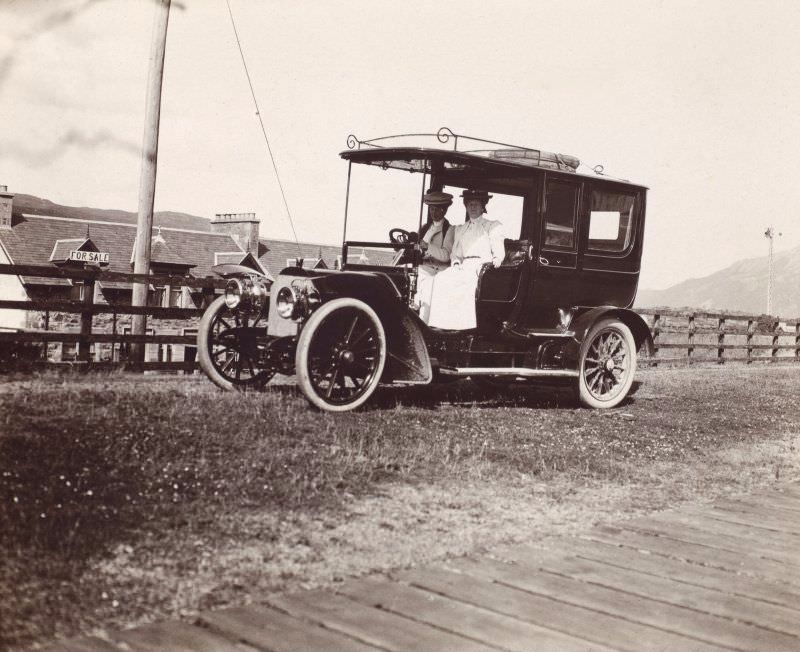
[296,298,387,412]
[575,318,636,408]
[198,295,274,391]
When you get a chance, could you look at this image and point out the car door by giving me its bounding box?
[574,185,643,308]
[523,176,582,327]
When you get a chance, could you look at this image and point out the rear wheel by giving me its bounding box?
[574,318,636,408]
[198,295,274,391]
[296,298,387,412]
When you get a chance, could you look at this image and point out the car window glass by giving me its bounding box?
[443,186,524,239]
[588,190,635,253]
[347,164,422,242]
[543,180,578,249]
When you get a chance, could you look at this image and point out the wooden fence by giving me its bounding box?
[1,264,799,371]
[0,263,226,371]
[636,309,800,365]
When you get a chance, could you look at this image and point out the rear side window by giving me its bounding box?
[543,180,578,248]
[588,190,635,253]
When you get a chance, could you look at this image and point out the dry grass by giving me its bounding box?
[1,365,799,650]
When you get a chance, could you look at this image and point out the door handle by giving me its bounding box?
[538,256,550,266]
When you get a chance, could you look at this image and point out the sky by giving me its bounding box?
[1,0,800,290]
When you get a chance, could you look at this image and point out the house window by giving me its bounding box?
[71,282,85,301]
[587,190,635,253]
[148,286,165,307]
[168,286,183,308]
[119,326,156,361]
[543,180,578,249]
[61,342,78,361]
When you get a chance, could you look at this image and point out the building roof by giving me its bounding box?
[49,238,90,262]
[0,214,239,286]
[262,238,395,271]
[0,197,397,288]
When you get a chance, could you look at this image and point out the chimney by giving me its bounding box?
[0,185,13,229]
[210,212,260,256]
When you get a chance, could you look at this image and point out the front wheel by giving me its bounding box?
[574,318,636,409]
[197,295,274,391]
[296,298,387,411]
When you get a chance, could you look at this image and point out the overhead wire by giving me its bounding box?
[224,0,303,257]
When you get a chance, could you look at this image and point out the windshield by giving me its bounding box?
[342,161,527,270]
[345,161,426,243]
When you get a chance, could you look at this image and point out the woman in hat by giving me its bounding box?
[427,189,505,330]
[416,189,454,323]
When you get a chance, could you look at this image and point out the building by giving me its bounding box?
[0,188,393,361]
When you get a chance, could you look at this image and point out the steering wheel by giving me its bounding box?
[389,228,414,244]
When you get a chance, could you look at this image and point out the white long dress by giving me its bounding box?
[427,216,505,330]
[416,219,454,323]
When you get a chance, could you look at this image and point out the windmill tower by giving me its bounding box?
[764,226,782,315]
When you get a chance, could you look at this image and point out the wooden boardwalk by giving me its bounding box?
[41,484,800,652]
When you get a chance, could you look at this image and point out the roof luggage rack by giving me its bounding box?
[346,127,580,172]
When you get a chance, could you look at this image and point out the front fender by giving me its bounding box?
[564,306,654,368]
[271,270,433,384]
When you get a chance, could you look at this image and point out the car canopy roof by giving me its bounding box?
[339,129,648,190]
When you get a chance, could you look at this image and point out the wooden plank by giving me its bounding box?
[452,553,795,652]
[0,263,226,288]
[199,603,380,652]
[564,536,800,611]
[8,360,197,372]
[0,332,196,344]
[534,554,800,641]
[337,575,608,652]
[584,524,800,587]
[737,494,800,514]
[110,621,243,652]
[685,505,800,536]
[711,498,800,524]
[657,509,800,552]
[36,636,123,652]
[268,589,494,652]
[403,563,727,652]
[622,516,800,565]
[0,299,204,318]
[718,493,800,516]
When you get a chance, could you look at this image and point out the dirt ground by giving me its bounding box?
[2,365,800,650]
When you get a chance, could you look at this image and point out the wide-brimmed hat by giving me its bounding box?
[422,190,453,206]
[461,189,492,202]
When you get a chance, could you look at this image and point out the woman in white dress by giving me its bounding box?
[415,190,454,323]
[427,189,505,330]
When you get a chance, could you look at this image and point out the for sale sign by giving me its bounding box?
[69,250,110,264]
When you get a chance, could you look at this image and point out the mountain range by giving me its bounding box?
[12,193,211,232]
[636,244,800,317]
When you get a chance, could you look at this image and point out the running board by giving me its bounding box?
[439,366,579,378]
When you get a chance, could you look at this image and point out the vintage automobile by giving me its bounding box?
[197,128,652,411]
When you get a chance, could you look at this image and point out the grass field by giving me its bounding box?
[1,365,799,650]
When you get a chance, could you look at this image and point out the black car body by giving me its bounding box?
[198,129,652,411]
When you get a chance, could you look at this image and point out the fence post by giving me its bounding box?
[746,319,754,364]
[687,313,695,365]
[78,277,95,363]
[717,316,725,364]
[795,321,800,361]
[771,319,780,361]
[651,313,660,367]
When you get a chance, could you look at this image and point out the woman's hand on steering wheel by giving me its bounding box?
[389,228,413,244]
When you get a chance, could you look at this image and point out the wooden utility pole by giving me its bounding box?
[131,0,171,364]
